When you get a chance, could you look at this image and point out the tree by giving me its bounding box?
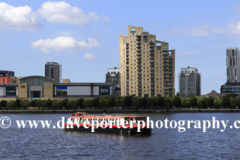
[147,97,155,108]
[173,96,181,108]
[222,95,230,107]
[158,96,164,106]
[120,97,126,108]
[20,101,30,110]
[236,98,240,109]
[201,97,207,108]
[142,97,147,107]
[35,100,42,110]
[176,92,180,96]
[164,97,172,108]
[214,99,220,108]
[83,99,93,108]
[230,97,237,109]
[0,100,7,109]
[31,100,37,107]
[125,95,132,108]
[77,98,84,109]
[93,97,100,108]
[109,97,115,108]
[206,97,214,107]
[15,99,21,109]
[115,97,121,107]
[8,101,15,109]
[135,97,142,108]
[99,98,105,108]
[61,99,68,109]
[190,96,197,107]
[52,100,58,109]
[46,99,52,108]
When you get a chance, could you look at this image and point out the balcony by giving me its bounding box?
[138,72,141,74]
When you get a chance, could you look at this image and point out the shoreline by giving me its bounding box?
[0,109,239,114]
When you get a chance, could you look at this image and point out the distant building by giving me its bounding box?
[201,90,225,99]
[226,47,240,83]
[45,62,62,83]
[221,47,240,96]
[0,70,14,84]
[179,66,201,97]
[63,79,70,83]
[105,67,120,86]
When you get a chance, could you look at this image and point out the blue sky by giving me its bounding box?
[1,0,240,94]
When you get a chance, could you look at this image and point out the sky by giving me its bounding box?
[1,0,240,95]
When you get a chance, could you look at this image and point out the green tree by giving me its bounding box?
[222,95,230,107]
[109,97,115,108]
[147,97,155,108]
[125,95,132,108]
[173,96,181,108]
[35,100,42,109]
[115,97,121,107]
[99,98,105,108]
[52,100,58,109]
[30,100,37,107]
[8,101,15,109]
[230,97,237,109]
[93,97,100,108]
[135,97,142,108]
[214,99,221,108]
[120,97,126,108]
[164,97,172,108]
[0,100,7,109]
[206,97,214,107]
[158,96,164,106]
[15,99,21,109]
[236,98,240,109]
[190,96,197,107]
[46,99,52,108]
[61,99,68,109]
[83,99,94,108]
[77,98,84,108]
[142,97,147,107]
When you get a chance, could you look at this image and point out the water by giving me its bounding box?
[1,113,240,159]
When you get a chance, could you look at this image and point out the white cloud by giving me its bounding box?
[172,26,210,36]
[36,1,110,26]
[31,55,55,60]
[0,2,42,31]
[176,51,197,55]
[31,36,101,53]
[84,54,96,60]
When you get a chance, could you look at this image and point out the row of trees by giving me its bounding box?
[0,94,238,110]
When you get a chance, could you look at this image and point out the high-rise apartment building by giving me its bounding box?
[226,47,240,83]
[119,26,175,97]
[221,48,240,96]
[45,62,62,83]
[105,67,120,86]
[179,66,201,97]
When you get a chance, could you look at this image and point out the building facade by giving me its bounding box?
[0,70,15,84]
[0,76,116,101]
[105,67,120,86]
[120,26,175,98]
[45,62,62,83]
[226,47,240,83]
[221,48,240,96]
[179,66,201,97]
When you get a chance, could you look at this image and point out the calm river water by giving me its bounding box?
[1,113,240,159]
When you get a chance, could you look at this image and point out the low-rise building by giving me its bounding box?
[0,75,116,101]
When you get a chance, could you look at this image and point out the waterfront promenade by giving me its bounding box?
[0,108,240,114]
